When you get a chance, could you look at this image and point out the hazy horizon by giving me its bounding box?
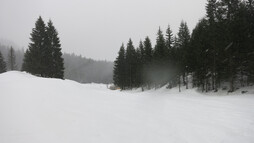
[0,0,206,61]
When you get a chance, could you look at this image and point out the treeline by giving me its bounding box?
[0,45,23,73]
[0,45,113,83]
[113,0,254,92]
[63,53,113,84]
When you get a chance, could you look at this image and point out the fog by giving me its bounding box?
[0,45,113,83]
[0,0,206,61]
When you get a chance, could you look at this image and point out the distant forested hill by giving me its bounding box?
[0,44,113,83]
[63,53,113,84]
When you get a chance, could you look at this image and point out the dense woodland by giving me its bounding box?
[113,0,254,92]
[63,53,113,83]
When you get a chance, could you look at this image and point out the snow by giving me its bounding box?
[0,71,254,143]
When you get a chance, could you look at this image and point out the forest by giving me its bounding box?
[113,0,254,92]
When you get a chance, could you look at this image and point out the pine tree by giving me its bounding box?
[22,16,64,79]
[143,37,153,88]
[22,16,47,76]
[136,41,145,89]
[190,19,210,92]
[206,0,218,91]
[153,28,170,87]
[246,0,254,83]
[46,20,64,79]
[7,46,17,71]
[125,39,137,89]
[177,21,191,88]
[0,51,6,73]
[153,27,168,64]
[166,25,173,50]
[113,44,126,89]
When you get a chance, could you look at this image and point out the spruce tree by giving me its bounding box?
[166,25,173,50]
[153,27,168,64]
[46,20,64,79]
[177,21,191,88]
[206,0,218,91]
[190,19,210,91]
[22,16,47,76]
[22,16,64,79]
[0,51,6,73]
[125,39,137,89]
[113,44,126,89]
[8,46,17,71]
[143,37,153,88]
[153,28,170,87]
[143,37,153,65]
[136,41,145,88]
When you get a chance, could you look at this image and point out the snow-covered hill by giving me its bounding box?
[0,71,254,143]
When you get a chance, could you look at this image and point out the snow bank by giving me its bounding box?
[0,71,254,143]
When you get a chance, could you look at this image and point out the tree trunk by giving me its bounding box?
[186,73,188,89]
[179,75,181,92]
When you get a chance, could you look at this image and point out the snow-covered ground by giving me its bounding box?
[0,71,254,143]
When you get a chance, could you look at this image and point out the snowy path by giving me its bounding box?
[0,71,254,143]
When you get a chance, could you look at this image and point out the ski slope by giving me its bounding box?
[0,71,254,143]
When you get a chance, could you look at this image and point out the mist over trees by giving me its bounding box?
[0,51,6,73]
[64,53,113,84]
[113,0,254,92]
[0,44,113,83]
[0,44,24,71]
[7,47,17,70]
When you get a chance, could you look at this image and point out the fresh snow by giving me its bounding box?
[0,71,254,143]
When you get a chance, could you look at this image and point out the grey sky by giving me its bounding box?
[0,0,206,61]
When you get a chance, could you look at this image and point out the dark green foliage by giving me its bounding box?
[153,28,172,87]
[166,25,173,50]
[46,20,64,79]
[125,39,138,89]
[176,21,191,88]
[113,0,254,92]
[136,41,145,88]
[143,37,153,88]
[22,16,64,79]
[0,51,6,73]
[153,28,168,64]
[113,44,126,89]
[22,16,46,75]
[8,47,17,70]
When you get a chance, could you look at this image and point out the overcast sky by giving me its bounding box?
[0,0,206,61]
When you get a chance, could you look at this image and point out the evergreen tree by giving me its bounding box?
[143,37,153,88]
[113,44,126,89]
[153,28,170,87]
[46,20,64,79]
[0,51,6,73]
[190,19,210,92]
[246,0,254,83]
[206,0,218,91]
[143,37,153,65]
[112,0,254,92]
[22,16,47,76]
[136,41,145,89]
[153,27,168,64]
[22,16,64,79]
[7,46,17,71]
[177,21,191,88]
[125,39,137,89]
[165,25,173,50]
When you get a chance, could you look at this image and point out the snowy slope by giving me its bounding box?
[0,71,254,143]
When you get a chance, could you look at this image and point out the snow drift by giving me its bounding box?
[0,71,254,143]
